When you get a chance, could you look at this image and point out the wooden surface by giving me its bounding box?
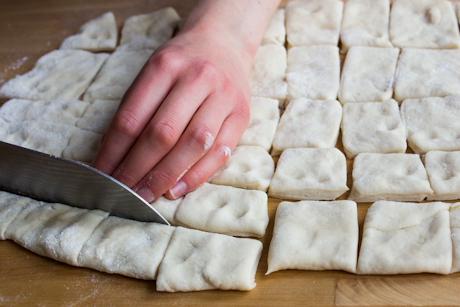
[1,1,460,306]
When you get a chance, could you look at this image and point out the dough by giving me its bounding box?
[60,12,117,52]
[149,196,183,225]
[340,0,393,52]
[286,45,340,104]
[62,129,103,163]
[261,9,286,45]
[174,183,269,238]
[271,98,342,156]
[455,2,460,24]
[390,0,460,49]
[424,151,460,201]
[0,50,108,100]
[339,47,399,104]
[341,100,407,158]
[0,192,32,240]
[357,201,452,275]
[76,99,120,134]
[268,148,348,201]
[209,146,275,192]
[266,200,358,275]
[451,203,460,273]
[400,95,460,154]
[348,153,433,202]
[156,227,263,292]
[285,0,343,48]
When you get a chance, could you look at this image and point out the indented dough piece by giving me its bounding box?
[0,50,109,101]
[338,47,399,104]
[285,0,343,47]
[286,45,340,104]
[83,50,153,102]
[237,97,280,151]
[76,99,120,134]
[394,48,460,102]
[62,129,103,163]
[156,227,263,292]
[348,153,433,202]
[210,146,275,192]
[390,0,460,49]
[261,9,286,45]
[60,12,117,52]
[249,44,287,106]
[174,183,268,238]
[268,148,348,201]
[425,151,460,201]
[401,96,460,154]
[267,200,358,274]
[451,203,460,273]
[340,0,393,52]
[271,98,342,156]
[357,201,452,275]
[78,216,174,280]
[0,191,32,240]
[150,196,183,225]
[341,100,407,158]
[117,7,180,52]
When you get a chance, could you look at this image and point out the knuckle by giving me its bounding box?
[154,169,176,187]
[115,171,139,188]
[150,50,182,74]
[189,126,214,151]
[185,167,209,188]
[112,109,143,138]
[194,60,218,81]
[147,118,179,148]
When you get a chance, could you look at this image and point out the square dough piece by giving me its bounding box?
[424,151,460,201]
[267,200,358,274]
[272,98,342,156]
[60,12,117,52]
[357,201,452,275]
[237,97,280,151]
[286,45,340,104]
[78,216,174,280]
[76,99,120,134]
[338,47,399,104]
[149,196,183,225]
[348,153,433,202]
[249,44,287,106]
[0,50,108,101]
[401,95,460,154]
[340,0,393,53]
[0,191,32,240]
[62,129,103,163]
[450,203,460,273]
[174,183,269,238]
[341,100,407,158]
[209,146,275,192]
[390,0,460,49]
[394,48,460,103]
[285,0,343,48]
[268,148,348,201]
[156,227,263,292]
[261,9,286,45]
[83,50,153,102]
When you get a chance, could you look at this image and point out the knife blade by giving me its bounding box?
[0,141,169,225]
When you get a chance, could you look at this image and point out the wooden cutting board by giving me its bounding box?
[1,1,460,306]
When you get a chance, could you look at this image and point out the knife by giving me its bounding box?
[0,141,169,225]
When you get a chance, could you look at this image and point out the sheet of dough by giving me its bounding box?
[357,201,452,275]
[76,99,120,134]
[267,200,358,275]
[451,203,460,273]
[340,0,393,52]
[286,45,340,104]
[271,98,342,155]
[149,196,183,225]
[174,183,269,238]
[0,191,32,240]
[348,153,433,202]
[62,129,103,163]
[390,0,460,49]
[156,227,263,292]
[400,95,460,154]
[268,148,348,201]
[341,100,407,158]
[60,12,117,52]
[0,50,108,101]
[261,9,286,45]
[424,151,460,201]
[338,47,399,104]
[285,0,343,48]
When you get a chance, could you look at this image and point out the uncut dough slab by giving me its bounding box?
[340,0,392,52]
[149,196,183,225]
[60,12,117,52]
[267,200,358,275]
[156,227,263,292]
[349,153,433,202]
[174,183,269,238]
[0,50,108,101]
[285,0,343,48]
[390,0,460,49]
[424,151,460,201]
[451,203,460,273]
[62,129,102,163]
[76,99,120,134]
[271,98,342,156]
[338,47,399,104]
[0,192,32,240]
[341,100,406,158]
[268,148,348,201]
[401,95,460,154]
[261,9,285,45]
[286,45,340,104]
[357,201,452,275]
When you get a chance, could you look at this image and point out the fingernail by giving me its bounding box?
[169,181,187,199]
[136,187,155,203]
